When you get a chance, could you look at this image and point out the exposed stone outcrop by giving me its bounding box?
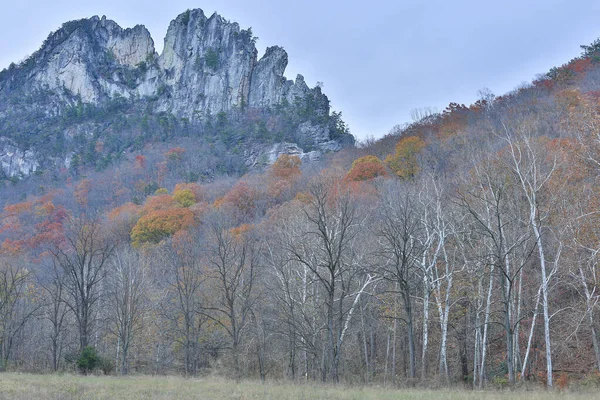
[245,142,322,168]
[249,46,288,107]
[153,10,330,118]
[28,16,156,103]
[11,9,333,122]
[0,8,354,179]
[0,138,38,178]
[157,9,257,116]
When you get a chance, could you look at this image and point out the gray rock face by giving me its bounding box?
[249,46,288,107]
[157,10,257,116]
[30,16,156,103]
[17,9,332,122]
[154,10,327,118]
[101,18,155,67]
[266,142,322,164]
[0,138,38,177]
[244,142,322,168]
[0,8,354,179]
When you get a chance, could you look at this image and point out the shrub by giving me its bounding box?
[346,155,387,182]
[580,371,600,388]
[98,356,115,375]
[205,48,219,70]
[555,373,569,390]
[490,375,509,389]
[77,346,99,375]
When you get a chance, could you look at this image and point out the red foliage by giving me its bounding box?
[134,155,147,169]
[0,238,25,255]
[568,58,592,74]
[108,202,141,222]
[142,194,176,214]
[217,181,257,219]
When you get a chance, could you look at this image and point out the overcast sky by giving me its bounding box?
[1,0,600,140]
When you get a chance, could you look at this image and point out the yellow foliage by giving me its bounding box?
[173,188,196,207]
[385,136,426,179]
[131,208,195,246]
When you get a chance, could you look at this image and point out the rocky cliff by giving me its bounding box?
[0,8,353,179]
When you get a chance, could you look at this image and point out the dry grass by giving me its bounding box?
[0,373,597,400]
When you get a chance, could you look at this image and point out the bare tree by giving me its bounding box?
[50,217,115,351]
[0,256,38,371]
[108,244,148,375]
[38,259,71,371]
[287,178,367,383]
[203,212,259,380]
[376,180,423,382]
[502,120,560,387]
[156,233,207,377]
[456,157,534,387]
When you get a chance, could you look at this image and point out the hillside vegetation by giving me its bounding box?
[2,19,600,393]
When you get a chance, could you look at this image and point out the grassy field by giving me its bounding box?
[0,373,597,400]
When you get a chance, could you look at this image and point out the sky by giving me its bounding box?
[1,0,600,141]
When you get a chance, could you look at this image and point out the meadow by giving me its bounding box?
[0,374,598,400]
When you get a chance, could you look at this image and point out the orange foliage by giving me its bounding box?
[555,373,569,390]
[346,155,387,182]
[0,195,68,253]
[4,201,32,217]
[29,203,68,248]
[271,154,301,180]
[131,208,195,246]
[0,216,21,236]
[35,201,56,217]
[293,191,314,204]
[165,147,186,161]
[230,223,253,239]
[142,194,177,214]
[268,155,302,199]
[568,58,592,74]
[555,89,585,111]
[74,179,92,207]
[439,102,469,138]
[218,181,257,219]
[108,202,141,222]
[134,155,147,169]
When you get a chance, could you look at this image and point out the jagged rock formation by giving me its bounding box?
[0,8,353,178]
[0,138,38,178]
[25,16,155,104]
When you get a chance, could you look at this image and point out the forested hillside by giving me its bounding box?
[2,19,600,391]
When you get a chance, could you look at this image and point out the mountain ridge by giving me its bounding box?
[0,8,353,180]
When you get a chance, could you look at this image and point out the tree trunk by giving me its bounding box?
[479,264,495,388]
[421,282,429,381]
[531,218,553,387]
